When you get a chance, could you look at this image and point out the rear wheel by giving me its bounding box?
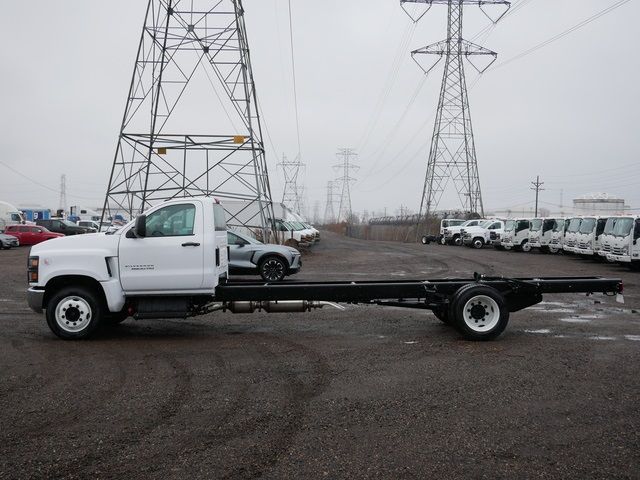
[45,286,104,339]
[259,256,288,282]
[449,285,509,341]
[421,236,430,245]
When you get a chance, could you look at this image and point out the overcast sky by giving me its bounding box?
[1,0,639,218]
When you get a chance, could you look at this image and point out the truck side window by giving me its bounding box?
[635,220,640,240]
[213,204,227,232]
[145,204,196,237]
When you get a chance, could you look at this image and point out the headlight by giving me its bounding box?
[622,246,629,255]
[443,229,450,234]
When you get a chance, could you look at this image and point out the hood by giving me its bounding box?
[31,232,120,257]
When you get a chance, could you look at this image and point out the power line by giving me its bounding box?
[494,0,633,70]
[287,0,302,158]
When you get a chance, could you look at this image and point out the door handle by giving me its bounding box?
[181,242,201,247]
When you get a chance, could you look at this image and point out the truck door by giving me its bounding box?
[119,202,204,292]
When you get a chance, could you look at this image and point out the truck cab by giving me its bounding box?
[27,197,229,338]
[606,217,640,270]
[563,217,583,254]
[598,217,620,259]
[444,219,484,246]
[0,201,26,232]
[531,218,563,253]
[438,219,465,244]
[548,218,567,254]
[576,217,608,256]
[462,220,504,249]
[501,219,531,252]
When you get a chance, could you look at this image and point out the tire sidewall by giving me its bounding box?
[449,284,509,341]
[45,287,103,339]
[473,238,484,249]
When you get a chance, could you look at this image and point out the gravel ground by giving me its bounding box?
[1,232,639,479]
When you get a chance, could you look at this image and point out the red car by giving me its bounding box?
[3,225,64,245]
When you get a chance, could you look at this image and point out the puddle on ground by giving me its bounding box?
[524,329,551,334]
[560,318,592,324]
[624,335,640,342]
[589,336,616,341]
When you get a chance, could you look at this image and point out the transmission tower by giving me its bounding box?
[278,154,304,214]
[323,181,337,224]
[333,148,360,223]
[402,0,510,236]
[101,0,275,239]
[59,175,67,213]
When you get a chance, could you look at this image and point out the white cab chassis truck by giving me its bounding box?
[599,217,620,260]
[26,197,623,342]
[548,218,568,254]
[576,217,608,257]
[462,220,505,249]
[444,219,484,246]
[529,218,563,253]
[501,219,532,252]
[606,217,640,271]
[563,217,583,254]
[0,201,26,232]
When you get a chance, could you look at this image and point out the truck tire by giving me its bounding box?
[440,236,447,245]
[259,256,288,282]
[421,236,430,245]
[453,235,462,246]
[45,286,104,339]
[472,238,484,249]
[449,284,509,341]
[519,240,531,252]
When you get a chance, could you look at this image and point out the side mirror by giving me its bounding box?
[127,215,147,238]
[135,215,147,238]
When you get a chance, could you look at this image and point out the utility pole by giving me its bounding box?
[531,175,545,217]
[333,148,360,223]
[101,0,275,240]
[402,0,510,239]
[59,174,67,213]
[278,154,304,214]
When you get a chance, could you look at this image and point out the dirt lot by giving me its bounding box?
[1,232,640,479]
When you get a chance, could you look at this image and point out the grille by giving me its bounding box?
[612,247,626,255]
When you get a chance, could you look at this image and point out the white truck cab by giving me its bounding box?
[27,197,229,338]
[548,218,567,254]
[438,219,465,244]
[598,217,620,259]
[530,218,563,253]
[563,217,583,253]
[462,220,505,249]
[501,219,531,252]
[576,217,608,256]
[444,219,484,246]
[606,217,640,270]
[0,201,26,232]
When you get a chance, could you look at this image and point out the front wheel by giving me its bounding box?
[453,235,462,246]
[259,256,288,282]
[45,286,104,339]
[472,238,484,249]
[449,284,510,341]
[421,236,430,245]
[520,240,531,253]
[440,237,447,245]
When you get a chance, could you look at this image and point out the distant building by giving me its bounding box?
[573,193,627,216]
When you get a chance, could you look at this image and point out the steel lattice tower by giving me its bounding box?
[333,148,359,223]
[402,0,509,235]
[101,0,275,239]
[278,154,304,214]
[323,181,337,224]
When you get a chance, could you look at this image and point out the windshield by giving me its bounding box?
[505,220,515,231]
[603,218,617,235]
[443,220,464,228]
[62,220,78,227]
[578,218,596,234]
[612,218,634,237]
[530,219,543,231]
[567,218,582,233]
[552,219,564,232]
